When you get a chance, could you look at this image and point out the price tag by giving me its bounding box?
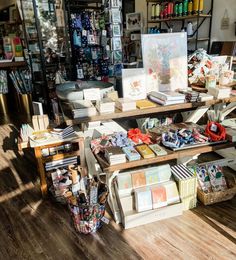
[102,30,107,36]
[82,30,87,36]
[101,216,110,224]
[210,123,218,133]
[83,88,101,101]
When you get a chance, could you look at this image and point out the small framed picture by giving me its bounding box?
[112,37,122,51]
[126,12,142,31]
[112,24,121,36]
[111,9,121,23]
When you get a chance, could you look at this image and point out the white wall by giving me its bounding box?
[211,0,236,42]
[135,0,236,42]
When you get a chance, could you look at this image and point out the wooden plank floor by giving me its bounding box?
[0,122,236,260]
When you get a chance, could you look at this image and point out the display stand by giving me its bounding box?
[28,136,85,197]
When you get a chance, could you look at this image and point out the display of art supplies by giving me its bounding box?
[136,144,155,159]
[151,185,168,209]
[96,98,115,114]
[9,69,33,94]
[115,98,136,111]
[116,173,133,196]
[104,146,126,165]
[149,144,167,156]
[136,100,156,109]
[122,146,141,161]
[134,187,153,212]
[70,100,97,118]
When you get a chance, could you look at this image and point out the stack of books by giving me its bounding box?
[70,100,97,118]
[104,147,126,165]
[96,98,115,114]
[115,98,136,111]
[51,124,75,139]
[148,91,185,106]
[179,89,199,102]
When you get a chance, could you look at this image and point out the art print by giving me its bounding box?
[122,68,147,100]
[142,32,188,93]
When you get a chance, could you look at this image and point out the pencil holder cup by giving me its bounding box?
[0,94,9,115]
[17,94,33,115]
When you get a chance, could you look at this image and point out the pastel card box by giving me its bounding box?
[122,146,141,161]
[151,185,168,209]
[131,171,146,188]
[134,187,152,212]
[117,173,132,196]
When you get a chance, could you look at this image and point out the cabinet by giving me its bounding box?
[146,0,214,52]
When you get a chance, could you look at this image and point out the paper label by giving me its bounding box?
[101,216,110,224]
[83,88,101,101]
[82,30,87,36]
[210,124,218,133]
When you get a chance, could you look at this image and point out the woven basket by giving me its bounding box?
[197,185,236,206]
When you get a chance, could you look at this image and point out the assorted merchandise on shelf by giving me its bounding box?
[114,164,184,229]
[9,69,33,94]
[149,0,204,20]
[191,161,236,205]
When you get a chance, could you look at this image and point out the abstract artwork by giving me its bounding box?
[141,32,188,93]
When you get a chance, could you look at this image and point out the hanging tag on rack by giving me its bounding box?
[221,9,230,30]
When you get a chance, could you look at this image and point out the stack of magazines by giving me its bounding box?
[51,124,75,139]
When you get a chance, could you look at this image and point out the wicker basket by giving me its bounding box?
[197,185,236,206]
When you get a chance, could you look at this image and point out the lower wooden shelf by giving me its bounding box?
[96,142,236,173]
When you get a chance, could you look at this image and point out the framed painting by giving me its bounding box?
[141,32,188,93]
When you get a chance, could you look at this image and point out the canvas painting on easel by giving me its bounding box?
[141,32,188,93]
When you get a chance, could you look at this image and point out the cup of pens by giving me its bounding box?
[9,69,33,115]
[0,70,8,114]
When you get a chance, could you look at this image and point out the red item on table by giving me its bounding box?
[205,122,226,142]
[128,128,152,144]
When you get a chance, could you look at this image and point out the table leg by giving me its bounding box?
[34,147,47,197]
